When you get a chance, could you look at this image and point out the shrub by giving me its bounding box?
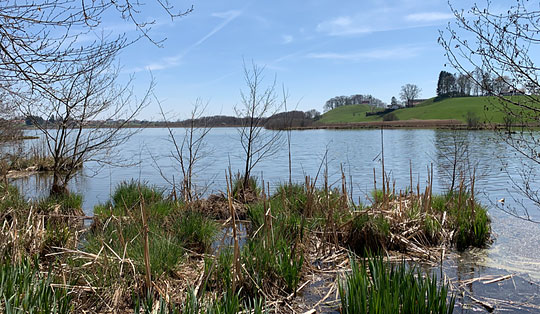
[382,112,398,121]
[465,111,480,128]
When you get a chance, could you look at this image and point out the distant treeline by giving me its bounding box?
[169,109,322,130]
[436,69,524,99]
[323,94,385,112]
[22,110,322,130]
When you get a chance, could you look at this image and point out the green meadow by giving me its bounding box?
[318,96,535,124]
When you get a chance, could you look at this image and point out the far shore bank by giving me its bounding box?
[19,119,538,131]
[270,119,500,130]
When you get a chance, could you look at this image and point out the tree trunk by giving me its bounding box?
[50,174,69,197]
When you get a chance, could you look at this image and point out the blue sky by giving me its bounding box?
[104,0,475,119]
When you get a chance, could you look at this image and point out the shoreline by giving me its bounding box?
[19,120,494,131]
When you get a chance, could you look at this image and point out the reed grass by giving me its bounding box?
[0,169,489,312]
[243,199,305,295]
[132,287,265,314]
[339,256,455,314]
[346,213,390,254]
[35,193,83,214]
[0,258,72,313]
[431,191,490,250]
[74,181,219,309]
[231,174,260,201]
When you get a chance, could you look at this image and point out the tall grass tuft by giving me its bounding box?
[243,198,305,294]
[111,180,164,211]
[339,256,454,314]
[0,258,72,313]
[35,193,83,214]
[168,210,219,253]
[431,191,490,250]
[82,181,219,310]
[231,174,259,200]
[346,213,390,254]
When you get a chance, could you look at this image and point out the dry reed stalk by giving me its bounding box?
[381,127,386,208]
[458,178,464,209]
[139,192,152,290]
[410,160,413,193]
[341,164,347,209]
[373,168,377,194]
[470,168,476,212]
[225,170,242,291]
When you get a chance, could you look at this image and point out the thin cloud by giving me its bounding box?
[316,16,373,36]
[282,35,293,44]
[192,10,242,51]
[130,10,242,72]
[317,6,454,37]
[405,12,453,22]
[211,10,241,19]
[306,45,425,61]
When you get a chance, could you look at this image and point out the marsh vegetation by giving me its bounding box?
[0,156,492,313]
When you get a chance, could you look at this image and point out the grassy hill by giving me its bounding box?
[318,96,526,124]
[317,104,384,123]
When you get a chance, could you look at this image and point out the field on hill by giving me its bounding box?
[318,96,530,125]
[317,104,382,123]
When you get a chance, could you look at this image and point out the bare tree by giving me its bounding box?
[19,46,152,196]
[0,1,191,196]
[456,73,472,96]
[159,100,212,202]
[0,91,22,141]
[0,1,191,103]
[440,0,540,220]
[236,61,284,195]
[400,84,421,107]
[434,131,472,194]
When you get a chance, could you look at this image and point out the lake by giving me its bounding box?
[12,127,540,306]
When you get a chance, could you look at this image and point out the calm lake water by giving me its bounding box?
[12,128,540,305]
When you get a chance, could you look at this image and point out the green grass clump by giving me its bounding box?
[132,287,265,314]
[455,204,490,250]
[431,192,490,250]
[86,182,218,286]
[168,210,219,253]
[85,219,186,278]
[423,215,442,243]
[346,213,390,254]
[243,198,305,294]
[232,174,260,200]
[112,180,164,210]
[0,183,25,214]
[242,230,304,294]
[35,193,83,214]
[274,183,308,213]
[339,256,454,314]
[0,258,72,313]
